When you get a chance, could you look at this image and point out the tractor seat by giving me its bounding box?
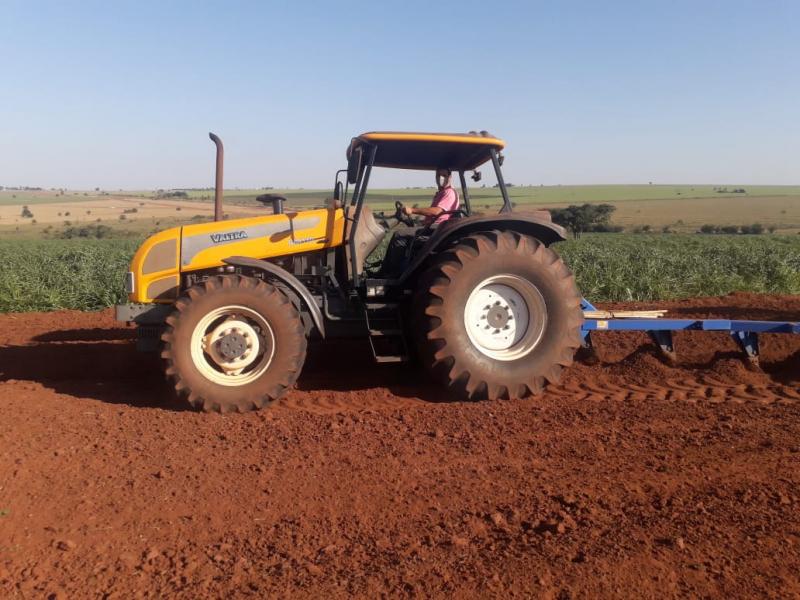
[344,205,386,276]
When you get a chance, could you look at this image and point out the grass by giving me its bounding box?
[0,234,797,313]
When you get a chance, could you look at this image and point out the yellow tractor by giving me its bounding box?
[116,131,583,412]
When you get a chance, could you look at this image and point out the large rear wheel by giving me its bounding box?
[161,275,307,412]
[413,231,583,400]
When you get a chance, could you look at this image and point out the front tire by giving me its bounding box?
[413,231,583,400]
[161,275,307,412]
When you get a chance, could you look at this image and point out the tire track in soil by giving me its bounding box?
[276,377,797,416]
[544,379,796,406]
[0,295,796,415]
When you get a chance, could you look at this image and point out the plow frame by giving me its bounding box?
[580,298,800,366]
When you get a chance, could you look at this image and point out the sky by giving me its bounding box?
[1,0,798,190]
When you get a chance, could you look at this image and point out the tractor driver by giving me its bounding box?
[379,168,460,276]
[402,168,460,226]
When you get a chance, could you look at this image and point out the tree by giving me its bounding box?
[21,205,34,218]
[740,223,764,235]
[549,204,617,238]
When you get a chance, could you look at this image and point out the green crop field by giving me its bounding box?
[561,234,800,302]
[1,234,797,313]
[0,239,141,312]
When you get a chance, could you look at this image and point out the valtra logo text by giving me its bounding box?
[210,231,248,243]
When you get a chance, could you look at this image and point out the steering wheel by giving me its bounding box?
[394,201,415,227]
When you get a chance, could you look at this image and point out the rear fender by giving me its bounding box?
[222,256,325,338]
[399,213,567,284]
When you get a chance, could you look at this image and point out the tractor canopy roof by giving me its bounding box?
[348,131,505,171]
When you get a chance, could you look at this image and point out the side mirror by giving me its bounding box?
[471,170,482,182]
[347,147,362,184]
[333,181,343,201]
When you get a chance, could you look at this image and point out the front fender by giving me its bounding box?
[222,256,325,338]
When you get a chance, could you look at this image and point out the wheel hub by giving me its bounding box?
[464,275,548,361]
[188,305,276,387]
[486,304,510,329]
[197,316,267,377]
[217,331,248,360]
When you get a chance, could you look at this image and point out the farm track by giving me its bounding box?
[0,293,799,598]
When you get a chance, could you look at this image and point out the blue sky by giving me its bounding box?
[1,1,798,189]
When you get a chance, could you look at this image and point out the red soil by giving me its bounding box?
[0,292,798,598]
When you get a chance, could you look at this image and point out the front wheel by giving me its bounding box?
[161,275,307,412]
[413,231,583,400]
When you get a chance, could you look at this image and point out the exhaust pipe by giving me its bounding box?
[209,132,223,221]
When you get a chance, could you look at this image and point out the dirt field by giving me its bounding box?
[1,293,799,598]
[2,186,800,235]
[0,196,260,228]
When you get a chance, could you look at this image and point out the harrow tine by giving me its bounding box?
[648,330,677,365]
[730,330,760,369]
[577,331,600,365]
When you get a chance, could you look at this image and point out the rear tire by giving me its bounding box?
[413,231,583,400]
[161,275,307,412]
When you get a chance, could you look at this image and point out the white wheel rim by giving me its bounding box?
[464,275,547,361]
[189,305,275,386]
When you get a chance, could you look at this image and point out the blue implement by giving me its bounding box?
[579,298,799,366]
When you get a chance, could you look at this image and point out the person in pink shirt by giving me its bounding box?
[377,169,461,276]
[402,168,460,226]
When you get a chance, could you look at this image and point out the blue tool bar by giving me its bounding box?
[582,318,800,334]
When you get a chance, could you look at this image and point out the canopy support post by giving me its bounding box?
[458,171,472,216]
[490,148,512,213]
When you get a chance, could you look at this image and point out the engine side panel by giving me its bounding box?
[180,207,345,272]
[127,207,345,304]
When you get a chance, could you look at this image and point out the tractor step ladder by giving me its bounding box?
[364,302,409,364]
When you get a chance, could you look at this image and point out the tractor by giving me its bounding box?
[116,131,585,412]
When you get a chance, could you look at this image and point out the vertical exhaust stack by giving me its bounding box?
[209,132,224,221]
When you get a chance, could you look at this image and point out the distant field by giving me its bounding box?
[1,184,799,238]
[0,190,110,206]
[0,192,261,238]
[115,184,800,204]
